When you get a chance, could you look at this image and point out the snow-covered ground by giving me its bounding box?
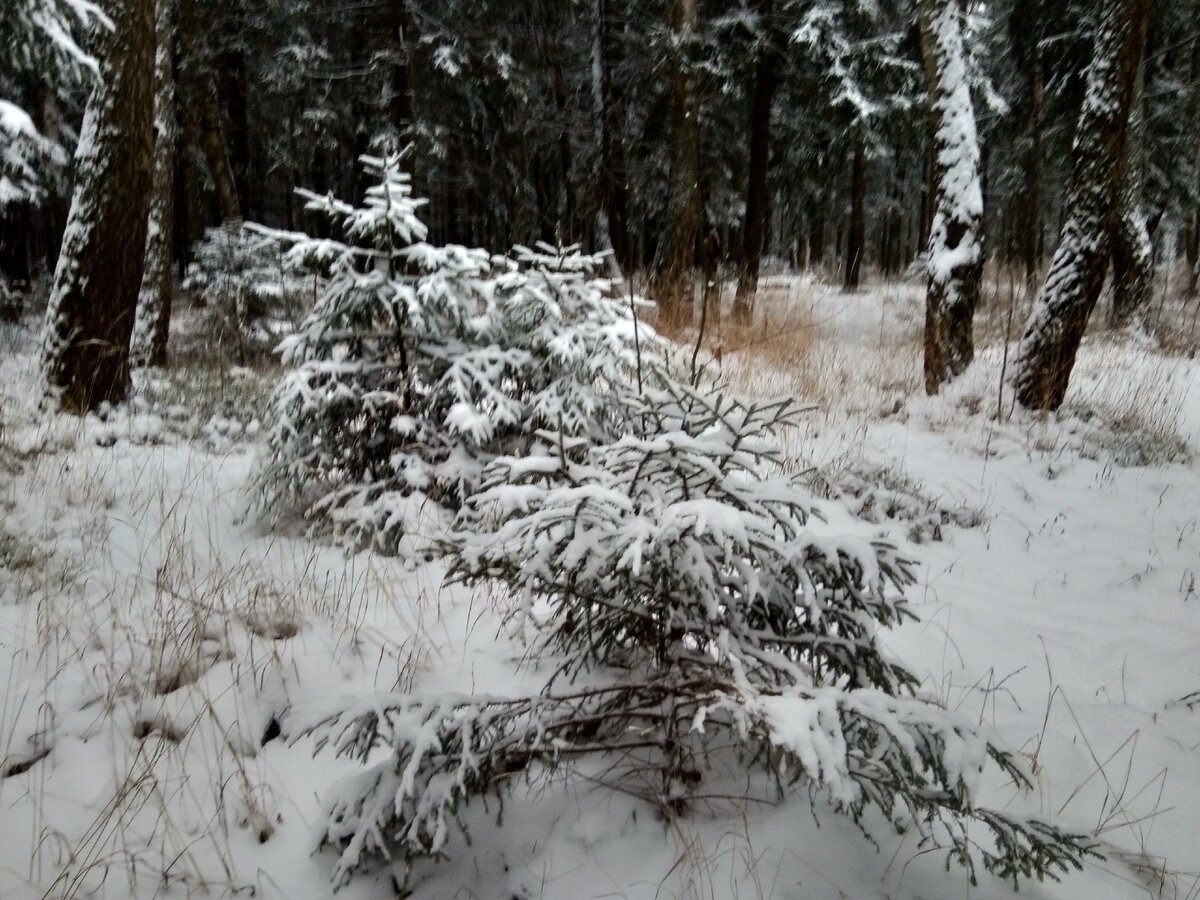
[2,281,1199,899]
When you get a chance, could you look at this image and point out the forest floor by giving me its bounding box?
[2,275,1200,900]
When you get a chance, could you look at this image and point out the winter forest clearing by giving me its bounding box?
[3,0,1200,898]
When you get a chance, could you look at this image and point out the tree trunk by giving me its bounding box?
[731,0,777,325]
[132,0,178,368]
[592,0,631,273]
[550,55,576,241]
[386,0,414,136]
[918,0,984,394]
[0,203,32,285]
[176,0,239,223]
[1021,0,1045,285]
[1011,0,1154,411]
[217,49,250,217]
[1109,49,1153,326]
[197,83,241,222]
[807,200,825,269]
[1186,211,1199,300]
[1185,29,1200,300]
[177,102,204,274]
[843,135,866,291]
[40,0,156,412]
[654,0,702,330]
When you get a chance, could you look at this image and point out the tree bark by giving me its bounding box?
[918,0,984,394]
[40,0,157,412]
[1021,0,1045,285]
[591,0,631,273]
[550,54,576,240]
[386,0,414,136]
[177,97,204,274]
[1187,210,1199,300]
[1109,49,1153,326]
[132,0,178,368]
[1183,27,1200,300]
[176,0,239,223]
[807,200,825,269]
[197,82,241,222]
[654,0,702,330]
[843,135,866,291]
[1011,0,1154,411]
[731,0,777,325]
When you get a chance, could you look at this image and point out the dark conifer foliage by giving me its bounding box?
[1,0,1193,407]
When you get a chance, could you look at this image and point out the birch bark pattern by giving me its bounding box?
[1011,0,1153,410]
[917,0,984,394]
[40,0,157,412]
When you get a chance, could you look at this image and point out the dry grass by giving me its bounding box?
[657,275,923,416]
[0,329,434,899]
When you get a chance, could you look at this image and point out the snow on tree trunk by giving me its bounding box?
[1109,185,1153,326]
[1011,0,1153,411]
[132,0,178,369]
[918,0,984,395]
[654,0,702,331]
[1109,55,1153,326]
[40,0,156,413]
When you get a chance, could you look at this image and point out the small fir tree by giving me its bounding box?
[182,221,311,364]
[263,157,1097,895]
[297,379,1096,890]
[251,153,650,549]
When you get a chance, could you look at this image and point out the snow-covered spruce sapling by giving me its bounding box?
[250,153,650,550]
[296,375,1097,891]
[182,221,312,364]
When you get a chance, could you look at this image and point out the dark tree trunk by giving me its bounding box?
[1186,31,1200,299]
[197,84,241,222]
[40,0,156,412]
[133,0,178,368]
[918,0,984,394]
[920,138,934,249]
[218,49,250,216]
[386,0,414,135]
[551,55,576,240]
[807,201,825,269]
[843,135,866,291]
[178,101,204,272]
[732,0,777,325]
[1186,210,1199,299]
[592,0,631,271]
[1012,0,1154,411]
[654,0,702,330]
[881,154,906,275]
[1109,51,1153,326]
[0,203,32,285]
[1021,0,1045,285]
